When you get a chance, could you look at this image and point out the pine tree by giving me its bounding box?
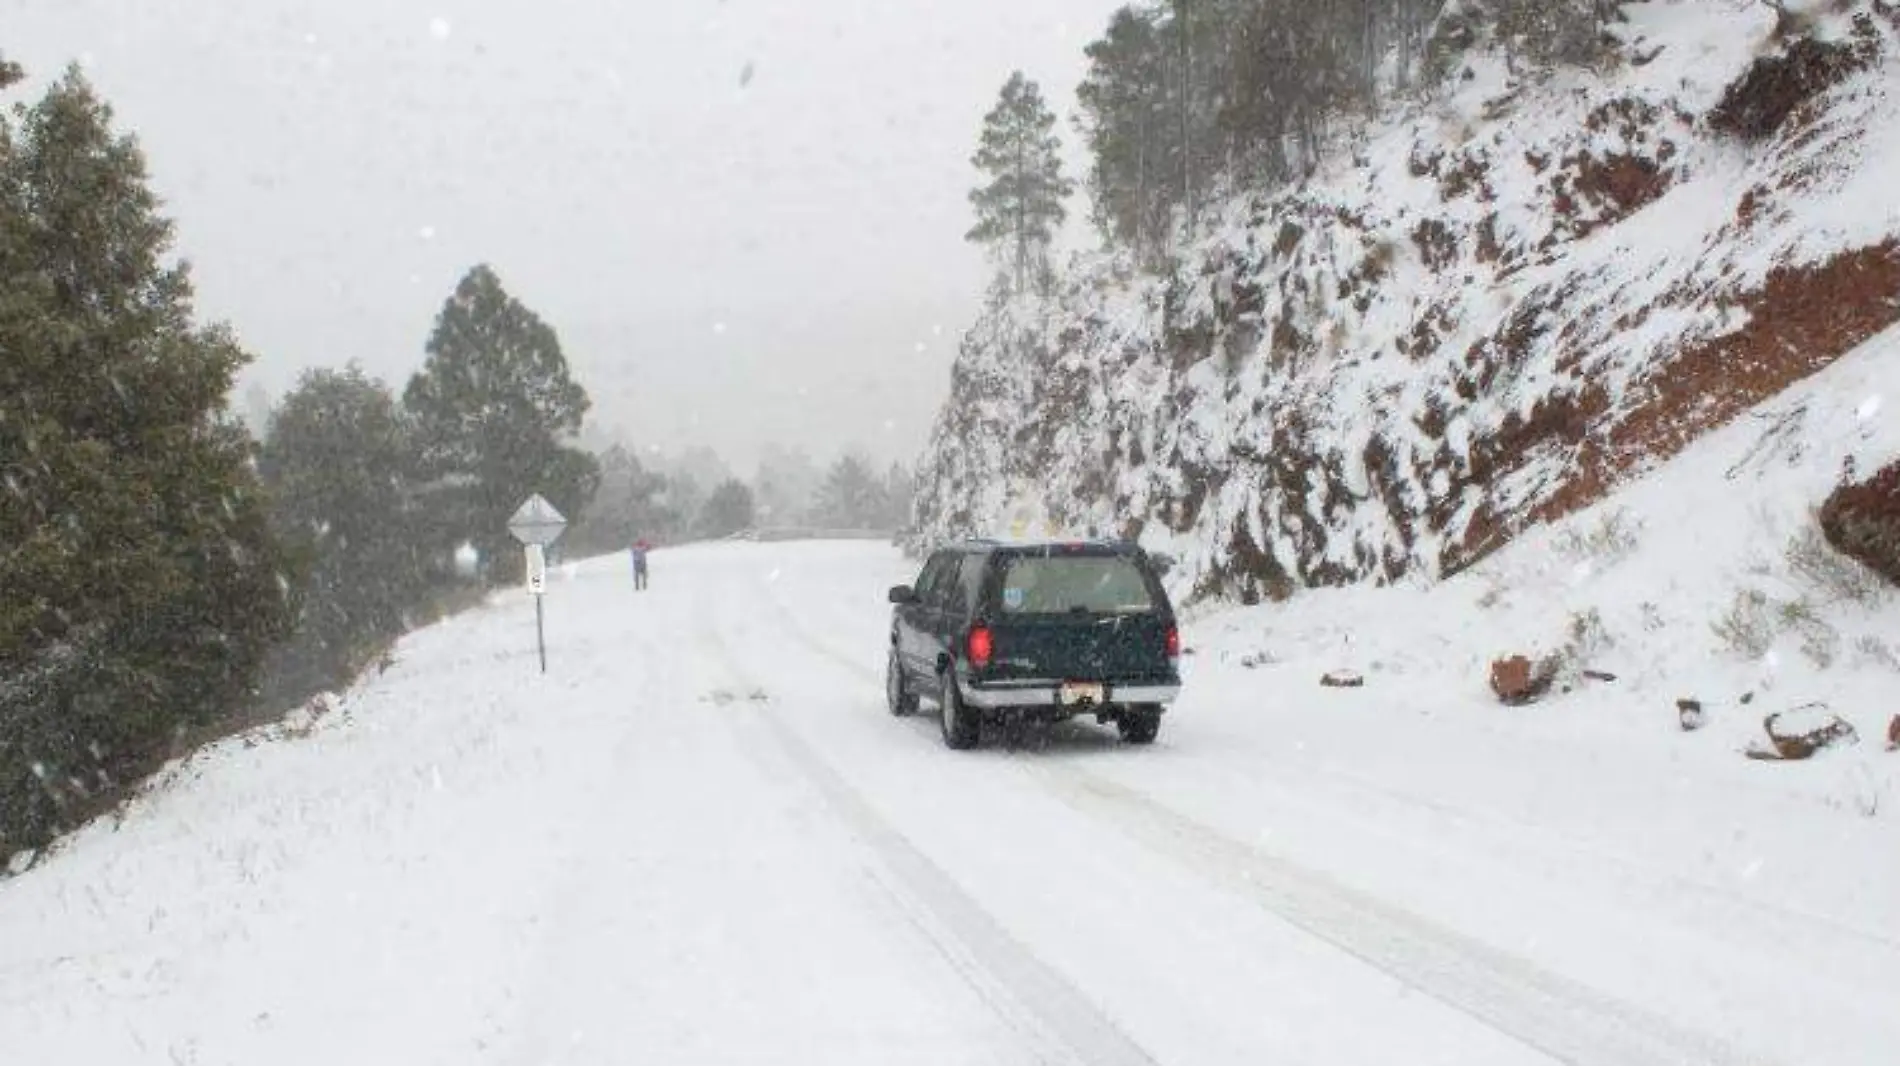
[698,480,756,538]
[882,462,915,531]
[753,443,822,528]
[403,265,599,581]
[568,444,671,553]
[967,72,1074,295]
[258,365,429,696]
[0,67,291,851]
[1077,7,1172,258]
[814,453,886,529]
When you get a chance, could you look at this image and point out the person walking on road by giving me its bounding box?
[630,538,651,591]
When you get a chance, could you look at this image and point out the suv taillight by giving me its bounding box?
[1165,626,1181,662]
[967,626,994,668]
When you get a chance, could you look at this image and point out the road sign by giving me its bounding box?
[509,499,561,675]
[508,494,567,546]
[525,543,547,595]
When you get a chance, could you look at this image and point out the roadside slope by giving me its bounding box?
[914,1,1900,600]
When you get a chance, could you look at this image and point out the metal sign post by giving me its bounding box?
[525,543,548,673]
[508,494,567,675]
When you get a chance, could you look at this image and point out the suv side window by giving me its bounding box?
[957,551,988,614]
[914,552,953,606]
[927,554,965,611]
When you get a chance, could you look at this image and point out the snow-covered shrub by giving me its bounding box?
[1776,597,1841,667]
[1785,523,1888,605]
[1713,589,1778,659]
[1554,508,1643,564]
[1554,607,1613,676]
[1852,634,1900,671]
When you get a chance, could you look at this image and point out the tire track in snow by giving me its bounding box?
[752,584,1775,1066]
[692,593,1159,1066]
[769,567,1900,965]
[1027,768,1772,1066]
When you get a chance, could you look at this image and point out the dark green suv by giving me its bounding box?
[886,540,1182,749]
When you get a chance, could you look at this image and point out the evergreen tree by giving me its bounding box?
[258,365,428,696]
[882,462,916,531]
[0,67,291,852]
[698,479,756,538]
[1077,7,1173,258]
[568,443,671,554]
[1074,0,1549,235]
[813,453,887,530]
[967,72,1074,295]
[753,443,821,528]
[659,469,707,542]
[403,265,599,582]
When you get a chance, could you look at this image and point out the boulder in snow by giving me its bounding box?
[1320,670,1365,689]
[1746,705,1859,761]
[1490,655,1556,706]
[1887,713,1899,752]
[1677,699,1707,732]
[1820,458,1900,589]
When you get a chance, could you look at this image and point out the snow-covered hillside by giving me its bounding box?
[914,0,1900,601]
[1190,316,1900,813]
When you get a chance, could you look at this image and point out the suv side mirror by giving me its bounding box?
[888,585,919,605]
[1148,553,1176,577]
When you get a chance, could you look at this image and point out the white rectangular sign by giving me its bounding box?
[525,543,547,595]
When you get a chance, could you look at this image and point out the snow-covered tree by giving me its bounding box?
[403,265,599,582]
[0,66,291,852]
[698,479,756,538]
[258,365,434,696]
[813,453,888,530]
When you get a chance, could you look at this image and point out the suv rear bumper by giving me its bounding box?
[960,679,1181,710]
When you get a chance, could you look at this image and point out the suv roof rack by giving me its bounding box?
[956,535,1140,551]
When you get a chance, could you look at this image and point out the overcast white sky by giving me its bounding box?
[6,0,1124,471]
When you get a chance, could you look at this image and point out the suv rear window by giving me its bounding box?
[996,555,1154,615]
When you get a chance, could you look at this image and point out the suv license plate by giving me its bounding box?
[1059,682,1105,706]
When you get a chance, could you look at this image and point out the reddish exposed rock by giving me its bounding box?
[1747,708,1860,761]
[1820,459,1900,588]
[1521,242,1900,540]
[1490,655,1555,705]
[1709,30,1879,142]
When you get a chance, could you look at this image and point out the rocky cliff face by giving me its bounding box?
[914,2,1900,604]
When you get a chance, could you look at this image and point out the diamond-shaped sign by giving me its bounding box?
[507,494,567,546]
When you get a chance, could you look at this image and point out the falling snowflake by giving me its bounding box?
[1857,395,1881,421]
[429,17,453,41]
[712,322,728,336]
[418,225,437,241]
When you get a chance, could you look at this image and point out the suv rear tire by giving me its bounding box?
[1118,707,1161,745]
[886,649,919,717]
[939,671,981,750]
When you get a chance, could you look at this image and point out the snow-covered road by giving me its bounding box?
[4,542,1896,1065]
